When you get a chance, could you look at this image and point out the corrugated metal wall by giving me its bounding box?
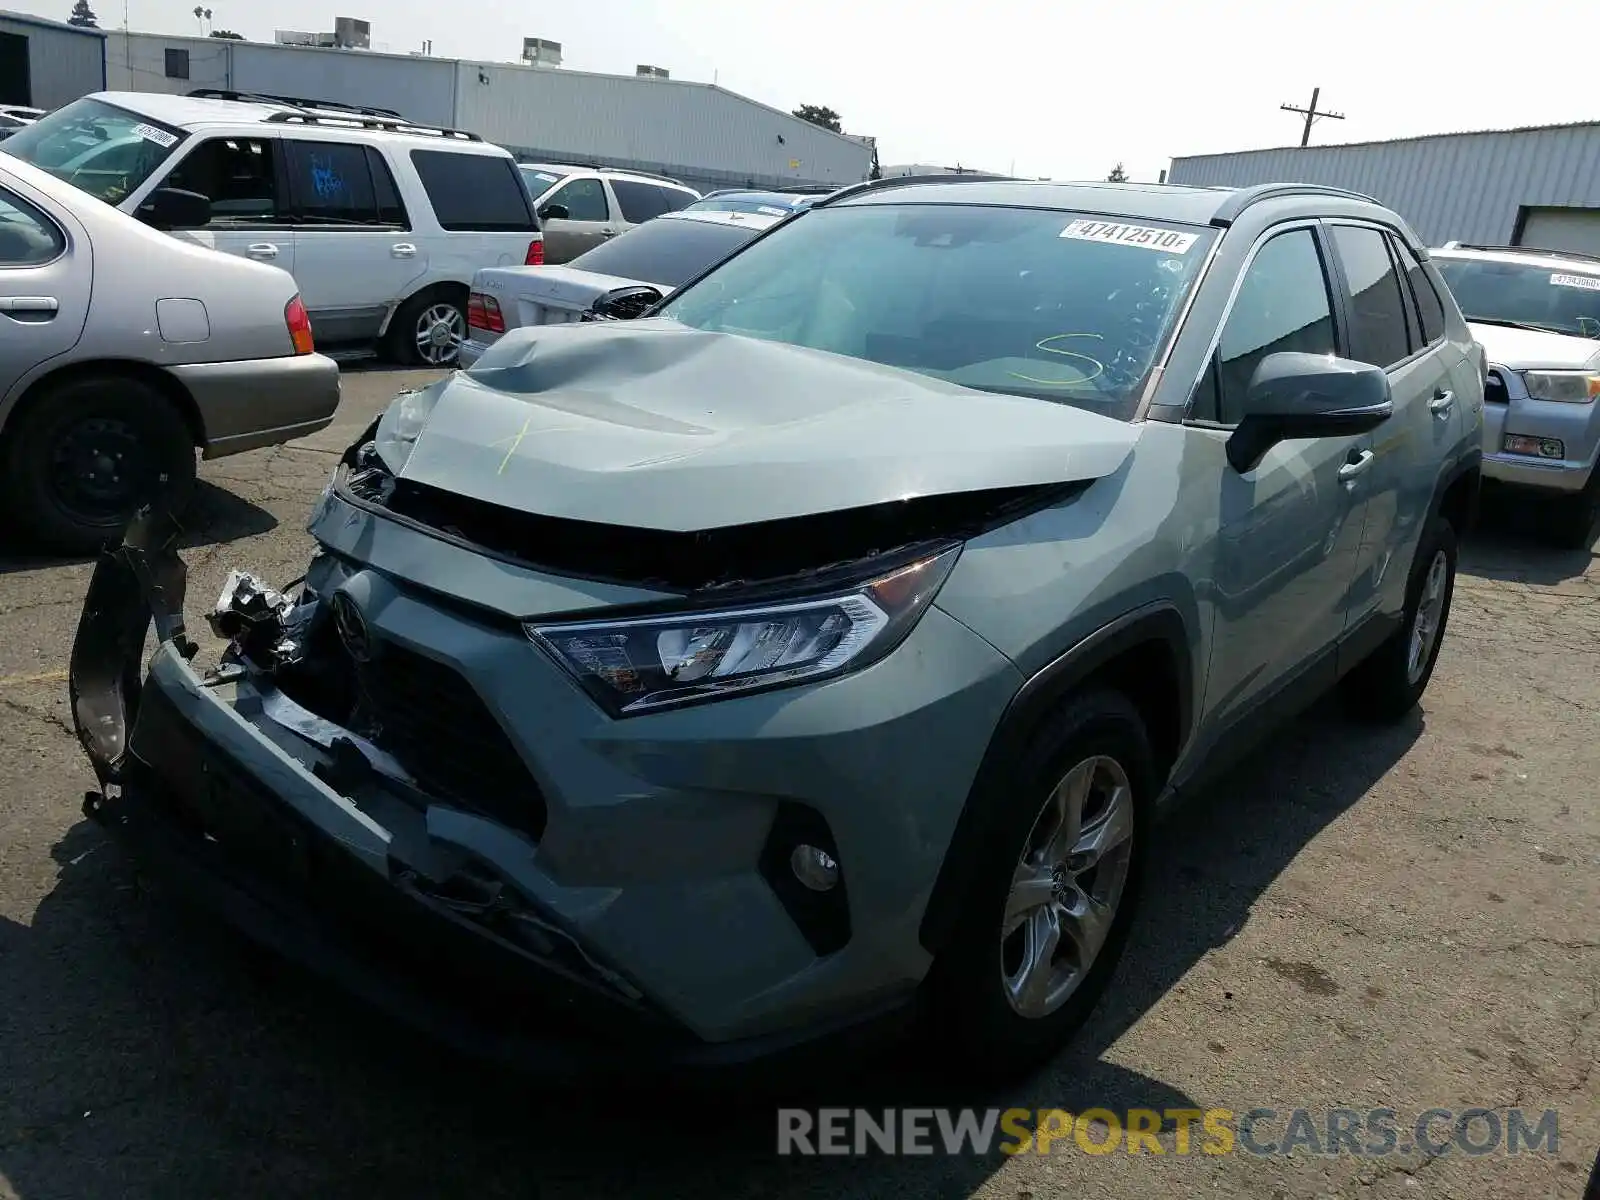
[0,16,103,109]
[1168,126,1600,246]
[104,32,230,95]
[233,43,456,127]
[453,64,871,189]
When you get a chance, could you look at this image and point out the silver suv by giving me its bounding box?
[72,179,1482,1083]
[519,163,699,262]
[1431,243,1600,546]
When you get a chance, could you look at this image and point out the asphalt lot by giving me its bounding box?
[1,366,1596,1200]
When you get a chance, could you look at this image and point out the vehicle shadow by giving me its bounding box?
[0,482,277,576]
[0,694,1420,1200]
[1459,484,1596,585]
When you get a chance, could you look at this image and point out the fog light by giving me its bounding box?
[790,844,840,892]
[1503,434,1565,459]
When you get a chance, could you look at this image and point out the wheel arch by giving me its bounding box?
[378,278,470,339]
[0,360,205,447]
[1432,449,1482,540]
[918,602,1196,956]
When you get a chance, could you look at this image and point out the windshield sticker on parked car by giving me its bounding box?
[1059,220,1198,254]
[757,205,790,216]
[132,123,178,148]
[1550,272,1600,292]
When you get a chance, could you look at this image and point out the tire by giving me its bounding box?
[0,375,196,555]
[926,690,1154,1084]
[1549,470,1600,551]
[1341,514,1458,723]
[385,289,466,368]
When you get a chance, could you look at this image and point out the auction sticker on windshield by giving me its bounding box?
[1061,220,1198,254]
[1551,272,1600,291]
[132,123,178,148]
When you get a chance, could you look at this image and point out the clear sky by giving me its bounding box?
[13,0,1597,180]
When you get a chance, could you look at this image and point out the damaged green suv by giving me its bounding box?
[71,178,1482,1081]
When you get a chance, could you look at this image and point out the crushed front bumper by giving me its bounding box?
[68,511,1016,1077]
[66,512,927,1079]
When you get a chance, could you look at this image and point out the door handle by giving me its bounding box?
[0,296,58,314]
[246,243,279,259]
[391,243,417,259]
[1428,389,1455,416]
[1338,449,1376,482]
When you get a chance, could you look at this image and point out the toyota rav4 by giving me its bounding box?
[70,178,1482,1082]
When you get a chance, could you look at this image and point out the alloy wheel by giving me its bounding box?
[1000,754,1135,1020]
[1406,550,1449,685]
[414,302,464,366]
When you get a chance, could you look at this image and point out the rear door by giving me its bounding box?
[281,139,420,344]
[0,178,90,400]
[1324,222,1455,633]
[157,134,297,277]
[536,175,615,262]
[607,178,678,231]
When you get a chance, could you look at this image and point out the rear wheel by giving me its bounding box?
[926,691,1153,1083]
[0,375,196,555]
[386,289,466,367]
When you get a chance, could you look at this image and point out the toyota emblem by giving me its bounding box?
[331,592,373,662]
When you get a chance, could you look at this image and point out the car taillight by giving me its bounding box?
[285,295,314,355]
[525,239,544,266]
[467,291,505,334]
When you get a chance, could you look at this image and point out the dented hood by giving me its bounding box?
[395,320,1140,532]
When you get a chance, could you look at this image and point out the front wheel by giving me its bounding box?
[1550,470,1600,551]
[1341,514,1458,722]
[386,291,466,367]
[0,375,196,555]
[926,691,1153,1083]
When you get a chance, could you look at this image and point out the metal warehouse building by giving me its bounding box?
[0,10,105,110]
[1168,122,1600,254]
[91,30,872,192]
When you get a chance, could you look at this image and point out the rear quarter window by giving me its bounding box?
[410,150,538,232]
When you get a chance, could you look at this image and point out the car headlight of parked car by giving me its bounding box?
[1520,370,1600,404]
[528,547,961,715]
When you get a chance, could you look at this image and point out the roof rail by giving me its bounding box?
[1439,241,1600,265]
[811,172,1017,207]
[187,88,404,119]
[262,110,482,141]
[1209,182,1380,226]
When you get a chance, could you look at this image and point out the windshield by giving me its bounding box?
[658,203,1215,418]
[1,98,186,206]
[568,216,764,288]
[520,165,570,197]
[1434,255,1600,340]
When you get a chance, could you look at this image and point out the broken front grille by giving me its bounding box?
[354,639,549,842]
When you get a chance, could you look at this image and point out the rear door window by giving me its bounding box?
[410,150,538,232]
[609,178,674,223]
[1330,224,1413,367]
[657,185,695,212]
[282,140,381,225]
[162,136,286,227]
[0,187,65,266]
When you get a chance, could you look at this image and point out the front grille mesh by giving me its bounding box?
[356,641,548,841]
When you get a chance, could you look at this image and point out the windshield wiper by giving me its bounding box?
[1468,317,1571,336]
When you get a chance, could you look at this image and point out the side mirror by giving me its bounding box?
[538,203,570,222]
[582,285,664,322]
[136,187,212,231]
[1226,351,1393,473]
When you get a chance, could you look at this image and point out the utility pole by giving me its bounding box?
[1280,87,1345,147]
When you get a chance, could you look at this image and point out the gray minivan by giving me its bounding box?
[0,151,339,551]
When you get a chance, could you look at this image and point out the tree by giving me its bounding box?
[792,104,842,133]
[1106,162,1129,182]
[67,0,98,27]
[210,29,244,38]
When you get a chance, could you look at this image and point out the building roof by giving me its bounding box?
[1174,118,1600,163]
[0,7,107,36]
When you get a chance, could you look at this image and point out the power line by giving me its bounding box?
[1280,87,1345,147]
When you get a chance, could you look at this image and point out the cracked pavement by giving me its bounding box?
[0,369,1596,1199]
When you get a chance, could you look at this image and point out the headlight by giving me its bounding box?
[1521,370,1600,404]
[374,385,443,473]
[528,547,961,716]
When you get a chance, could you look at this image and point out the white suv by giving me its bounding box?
[1,90,544,366]
[519,163,699,263]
